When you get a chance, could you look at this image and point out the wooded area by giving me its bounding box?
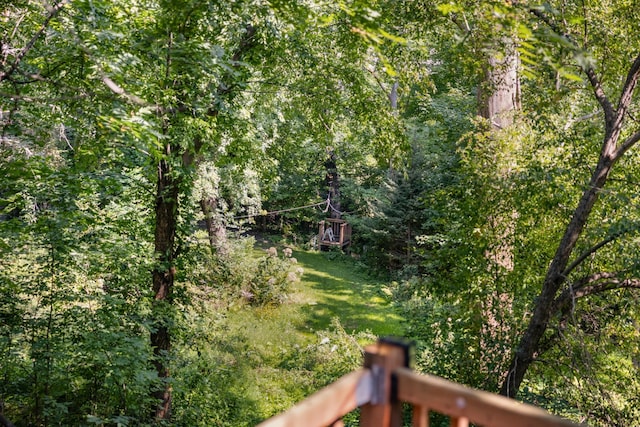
[2,0,640,426]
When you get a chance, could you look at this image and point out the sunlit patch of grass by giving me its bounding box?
[293,250,405,337]
[179,244,405,425]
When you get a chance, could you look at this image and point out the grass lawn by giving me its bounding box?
[215,246,405,424]
[228,247,405,342]
[292,250,404,338]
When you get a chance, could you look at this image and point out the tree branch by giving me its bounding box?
[563,110,600,130]
[585,67,615,125]
[615,128,640,159]
[562,234,618,277]
[615,53,640,125]
[525,5,616,125]
[365,66,398,107]
[100,75,149,106]
[553,272,640,315]
[0,1,68,83]
[74,42,154,107]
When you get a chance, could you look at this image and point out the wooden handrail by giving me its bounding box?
[256,368,371,427]
[256,339,582,427]
[396,367,579,427]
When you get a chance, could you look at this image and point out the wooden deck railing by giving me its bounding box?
[257,338,581,427]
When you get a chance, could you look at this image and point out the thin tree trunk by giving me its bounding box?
[500,157,613,397]
[500,52,640,397]
[150,157,178,419]
[325,150,341,219]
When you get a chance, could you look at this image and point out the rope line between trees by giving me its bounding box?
[232,196,348,220]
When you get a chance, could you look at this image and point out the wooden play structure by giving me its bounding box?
[258,338,581,427]
[318,218,352,251]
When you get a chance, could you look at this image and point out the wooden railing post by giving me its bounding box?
[359,338,411,427]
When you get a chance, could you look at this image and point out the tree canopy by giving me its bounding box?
[2,0,640,426]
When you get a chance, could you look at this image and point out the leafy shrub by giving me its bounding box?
[245,246,303,306]
[187,237,303,307]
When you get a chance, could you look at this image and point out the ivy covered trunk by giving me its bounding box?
[151,156,179,420]
[200,196,228,256]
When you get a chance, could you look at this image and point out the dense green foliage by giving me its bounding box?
[2,0,640,426]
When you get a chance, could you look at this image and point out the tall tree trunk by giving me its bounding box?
[500,54,640,398]
[478,39,521,129]
[148,24,256,419]
[324,150,341,219]
[478,40,521,273]
[150,157,178,419]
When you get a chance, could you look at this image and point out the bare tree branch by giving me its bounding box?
[74,42,154,107]
[585,68,615,126]
[615,128,640,159]
[100,75,148,107]
[563,110,600,130]
[365,66,398,108]
[524,5,616,126]
[366,67,389,98]
[614,53,640,126]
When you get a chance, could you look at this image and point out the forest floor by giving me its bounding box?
[217,246,405,424]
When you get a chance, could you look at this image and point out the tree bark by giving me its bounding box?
[200,196,228,256]
[324,150,341,219]
[150,157,179,420]
[500,157,614,397]
[478,39,521,129]
[148,24,257,420]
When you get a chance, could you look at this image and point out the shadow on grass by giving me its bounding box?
[293,251,404,337]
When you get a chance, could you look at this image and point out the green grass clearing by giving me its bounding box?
[187,247,405,425]
[292,250,404,337]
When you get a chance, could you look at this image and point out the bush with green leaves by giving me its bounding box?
[187,236,303,307]
[0,154,157,426]
[247,246,303,306]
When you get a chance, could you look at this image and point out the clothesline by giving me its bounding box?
[233,196,347,220]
